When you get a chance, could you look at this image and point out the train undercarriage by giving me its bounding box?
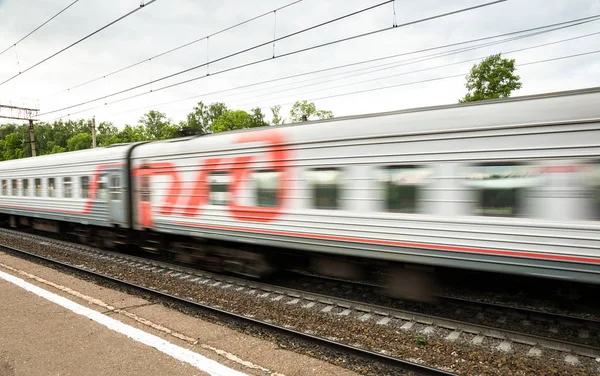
[1,213,440,301]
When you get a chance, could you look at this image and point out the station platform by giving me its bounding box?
[0,252,358,376]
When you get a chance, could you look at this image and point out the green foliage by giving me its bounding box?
[270,105,283,125]
[459,53,522,103]
[211,110,254,133]
[290,100,334,123]
[138,110,171,140]
[48,145,67,154]
[415,334,428,346]
[0,133,25,160]
[0,98,327,161]
[250,107,268,128]
[67,133,93,151]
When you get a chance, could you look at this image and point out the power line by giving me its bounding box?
[0,0,80,58]
[0,0,158,88]
[103,14,600,119]
[46,12,597,121]
[38,0,505,117]
[40,0,397,115]
[248,49,600,112]
[49,48,600,122]
[230,30,600,107]
[47,0,303,97]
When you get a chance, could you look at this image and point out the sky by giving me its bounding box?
[0,0,599,128]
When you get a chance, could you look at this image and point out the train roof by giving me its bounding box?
[0,142,134,171]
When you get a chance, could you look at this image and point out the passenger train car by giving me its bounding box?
[1,87,599,298]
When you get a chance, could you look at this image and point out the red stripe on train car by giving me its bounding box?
[172,221,600,265]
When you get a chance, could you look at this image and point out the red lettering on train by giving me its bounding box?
[180,157,228,217]
[136,129,291,224]
[228,130,291,222]
[133,162,182,226]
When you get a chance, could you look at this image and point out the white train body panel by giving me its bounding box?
[0,145,131,227]
[131,88,600,283]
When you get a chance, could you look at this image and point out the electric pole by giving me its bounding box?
[28,119,37,157]
[0,103,40,157]
[92,116,97,148]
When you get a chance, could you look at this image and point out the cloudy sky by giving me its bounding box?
[0,0,598,127]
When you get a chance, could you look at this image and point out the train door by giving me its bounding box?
[107,170,126,225]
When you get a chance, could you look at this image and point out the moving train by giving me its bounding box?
[1,87,599,298]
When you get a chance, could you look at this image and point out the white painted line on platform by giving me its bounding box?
[0,269,247,376]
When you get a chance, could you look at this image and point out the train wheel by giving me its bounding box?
[383,266,438,302]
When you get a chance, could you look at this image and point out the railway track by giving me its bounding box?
[1,228,599,375]
[284,270,600,351]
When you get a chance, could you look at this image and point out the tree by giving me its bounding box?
[211,110,254,133]
[0,133,25,160]
[67,133,92,151]
[138,110,171,140]
[289,100,334,123]
[183,101,229,135]
[459,53,522,103]
[48,145,67,154]
[270,105,283,125]
[249,107,268,128]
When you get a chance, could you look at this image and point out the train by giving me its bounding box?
[0,86,599,299]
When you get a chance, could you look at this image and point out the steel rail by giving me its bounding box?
[1,228,598,358]
[0,242,457,376]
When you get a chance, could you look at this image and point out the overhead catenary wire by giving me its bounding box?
[230,30,600,108]
[46,48,600,123]
[38,0,505,117]
[44,12,598,121]
[247,49,600,112]
[47,0,303,96]
[101,14,600,119]
[0,0,80,58]
[0,0,158,88]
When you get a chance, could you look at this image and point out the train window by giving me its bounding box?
[209,172,230,205]
[1,180,7,195]
[35,179,42,197]
[63,177,72,198]
[98,175,107,200]
[109,175,122,201]
[80,176,90,199]
[308,168,341,209]
[465,164,537,217]
[23,179,29,196]
[11,180,18,196]
[254,170,279,207]
[140,176,151,202]
[48,178,55,198]
[379,166,431,213]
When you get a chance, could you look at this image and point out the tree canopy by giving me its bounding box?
[459,53,522,103]
[0,99,333,161]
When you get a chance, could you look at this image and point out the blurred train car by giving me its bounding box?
[1,87,599,299]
